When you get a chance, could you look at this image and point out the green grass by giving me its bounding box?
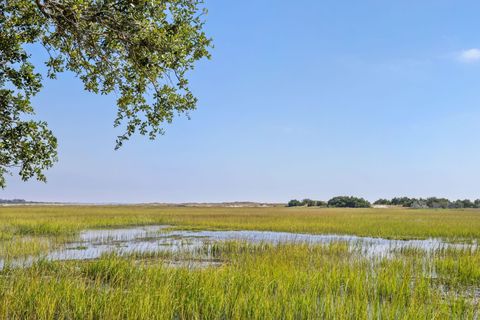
[0,242,478,319]
[0,205,480,240]
[0,205,479,319]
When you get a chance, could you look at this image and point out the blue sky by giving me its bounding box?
[3,0,480,203]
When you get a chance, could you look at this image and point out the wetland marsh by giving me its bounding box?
[0,206,479,319]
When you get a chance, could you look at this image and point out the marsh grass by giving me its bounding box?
[0,236,52,260]
[0,242,478,319]
[1,206,480,240]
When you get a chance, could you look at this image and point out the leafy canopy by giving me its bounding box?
[0,0,211,188]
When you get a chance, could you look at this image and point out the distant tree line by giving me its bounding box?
[287,199,327,207]
[288,196,480,209]
[374,197,480,209]
[288,196,370,208]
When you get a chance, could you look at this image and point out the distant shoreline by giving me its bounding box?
[0,201,285,208]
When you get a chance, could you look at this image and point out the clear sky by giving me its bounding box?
[3,0,480,203]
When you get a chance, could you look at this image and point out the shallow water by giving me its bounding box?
[49,225,472,260]
[1,225,475,268]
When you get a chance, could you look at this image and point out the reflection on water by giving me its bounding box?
[1,225,476,269]
[49,226,474,260]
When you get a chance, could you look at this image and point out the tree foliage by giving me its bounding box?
[375,197,480,209]
[327,196,371,208]
[287,199,327,207]
[287,199,302,207]
[287,196,368,208]
[288,196,480,209]
[0,0,211,187]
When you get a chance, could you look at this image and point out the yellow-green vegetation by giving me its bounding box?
[1,205,480,240]
[0,242,478,319]
[0,236,53,260]
[0,205,479,319]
